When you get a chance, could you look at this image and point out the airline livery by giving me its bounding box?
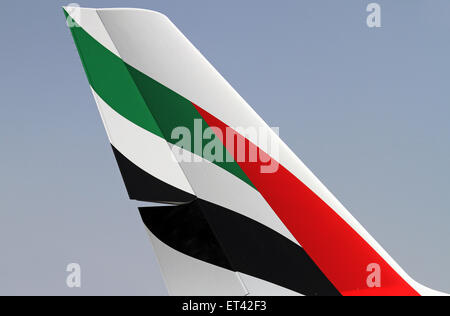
[64,6,447,296]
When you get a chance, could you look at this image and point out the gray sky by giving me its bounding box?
[1,0,449,295]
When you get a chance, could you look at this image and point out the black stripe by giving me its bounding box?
[139,199,340,296]
[139,203,233,270]
[111,145,196,204]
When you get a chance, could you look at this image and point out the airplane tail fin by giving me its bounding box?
[64,6,447,296]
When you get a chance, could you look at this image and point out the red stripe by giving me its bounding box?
[193,102,419,296]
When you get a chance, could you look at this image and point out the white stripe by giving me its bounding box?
[170,145,299,246]
[91,88,195,196]
[146,229,248,296]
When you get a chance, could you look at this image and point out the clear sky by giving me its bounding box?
[1,0,449,295]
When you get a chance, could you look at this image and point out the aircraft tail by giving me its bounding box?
[64,6,447,296]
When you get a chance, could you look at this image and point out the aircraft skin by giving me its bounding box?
[64,6,448,296]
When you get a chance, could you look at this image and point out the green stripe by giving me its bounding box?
[126,65,255,189]
[65,9,255,189]
[64,9,163,138]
